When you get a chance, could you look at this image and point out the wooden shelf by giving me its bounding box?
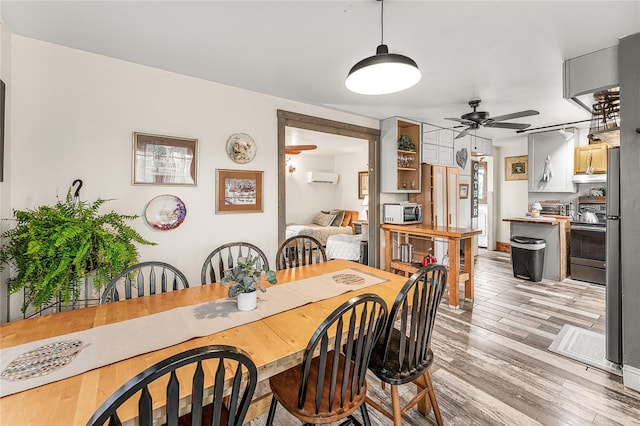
[397,149,417,154]
[398,167,417,171]
[389,260,469,282]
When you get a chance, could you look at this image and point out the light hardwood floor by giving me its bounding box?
[250,250,640,425]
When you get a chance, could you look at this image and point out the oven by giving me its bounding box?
[570,202,607,285]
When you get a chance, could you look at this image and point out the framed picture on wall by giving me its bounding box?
[358,171,368,199]
[505,155,528,181]
[132,132,198,185]
[459,183,469,199]
[216,169,264,213]
[0,79,5,182]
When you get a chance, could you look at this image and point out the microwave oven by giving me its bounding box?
[383,203,423,225]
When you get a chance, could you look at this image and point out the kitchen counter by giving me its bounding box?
[502,215,571,281]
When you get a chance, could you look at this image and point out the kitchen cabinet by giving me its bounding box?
[420,123,454,166]
[380,117,421,193]
[528,129,577,193]
[409,163,459,261]
[470,135,493,156]
[574,143,609,174]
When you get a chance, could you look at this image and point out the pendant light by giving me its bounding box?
[345,0,421,95]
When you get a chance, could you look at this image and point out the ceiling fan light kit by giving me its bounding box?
[345,0,421,95]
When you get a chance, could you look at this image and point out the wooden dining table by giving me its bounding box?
[0,259,416,425]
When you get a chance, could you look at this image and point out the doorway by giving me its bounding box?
[277,110,380,266]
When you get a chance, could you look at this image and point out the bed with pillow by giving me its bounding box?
[285,210,359,246]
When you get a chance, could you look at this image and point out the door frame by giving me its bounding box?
[277,110,381,266]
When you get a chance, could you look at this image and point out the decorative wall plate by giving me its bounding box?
[226,133,256,164]
[145,194,187,230]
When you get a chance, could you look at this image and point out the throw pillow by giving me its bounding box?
[341,211,353,227]
[329,209,345,227]
[312,212,337,227]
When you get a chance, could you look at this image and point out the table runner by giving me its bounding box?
[0,267,388,397]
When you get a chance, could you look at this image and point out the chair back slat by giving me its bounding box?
[138,386,152,425]
[190,361,205,426]
[100,262,189,304]
[378,264,447,381]
[87,345,257,426]
[276,236,327,270]
[166,371,179,426]
[296,294,387,414]
[201,242,269,284]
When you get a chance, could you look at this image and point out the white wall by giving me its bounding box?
[3,35,378,318]
[285,155,338,224]
[495,138,529,244]
[335,145,368,216]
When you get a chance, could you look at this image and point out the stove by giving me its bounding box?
[570,201,606,285]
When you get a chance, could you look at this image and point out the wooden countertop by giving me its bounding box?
[380,223,482,239]
[502,215,572,225]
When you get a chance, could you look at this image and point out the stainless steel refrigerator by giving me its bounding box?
[606,146,622,364]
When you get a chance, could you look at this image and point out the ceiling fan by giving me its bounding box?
[285,144,317,155]
[445,100,539,139]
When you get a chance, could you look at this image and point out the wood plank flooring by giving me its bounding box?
[249,250,640,425]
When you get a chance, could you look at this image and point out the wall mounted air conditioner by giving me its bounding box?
[307,171,339,184]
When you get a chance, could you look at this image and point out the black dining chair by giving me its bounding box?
[365,264,447,426]
[86,345,257,426]
[100,261,189,304]
[266,293,388,426]
[276,235,327,270]
[201,242,269,284]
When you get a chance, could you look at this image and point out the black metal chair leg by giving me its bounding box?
[360,403,372,426]
[266,396,278,426]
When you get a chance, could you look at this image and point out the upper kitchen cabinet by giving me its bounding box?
[420,123,454,166]
[470,135,493,157]
[380,117,421,193]
[528,128,577,193]
[574,143,610,174]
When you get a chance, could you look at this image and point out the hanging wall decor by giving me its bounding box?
[505,155,528,181]
[226,133,256,164]
[216,169,263,214]
[133,132,197,185]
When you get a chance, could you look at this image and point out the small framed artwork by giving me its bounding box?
[358,171,369,200]
[216,169,264,214]
[0,79,5,182]
[505,155,528,181]
[459,183,469,199]
[133,132,197,185]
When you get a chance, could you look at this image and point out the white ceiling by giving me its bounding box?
[2,1,639,145]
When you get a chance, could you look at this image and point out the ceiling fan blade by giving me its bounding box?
[445,117,475,125]
[285,144,317,151]
[455,128,470,139]
[490,110,539,122]
[485,122,531,130]
[285,149,302,155]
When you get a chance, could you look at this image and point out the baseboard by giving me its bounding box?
[623,364,640,392]
[496,242,511,253]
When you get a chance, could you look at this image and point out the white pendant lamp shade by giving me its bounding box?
[346,44,421,95]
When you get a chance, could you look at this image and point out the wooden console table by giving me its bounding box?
[381,223,482,309]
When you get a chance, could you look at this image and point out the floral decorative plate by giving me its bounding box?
[226,133,256,164]
[145,194,187,230]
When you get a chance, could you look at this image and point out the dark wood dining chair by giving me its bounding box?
[100,261,189,304]
[86,345,257,426]
[201,242,269,284]
[276,235,327,270]
[266,293,388,426]
[365,264,447,426]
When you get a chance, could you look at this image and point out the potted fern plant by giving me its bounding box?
[0,188,155,314]
[221,255,277,311]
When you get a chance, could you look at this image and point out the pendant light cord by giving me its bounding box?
[380,0,385,45]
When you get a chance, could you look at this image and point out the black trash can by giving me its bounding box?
[510,236,546,282]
